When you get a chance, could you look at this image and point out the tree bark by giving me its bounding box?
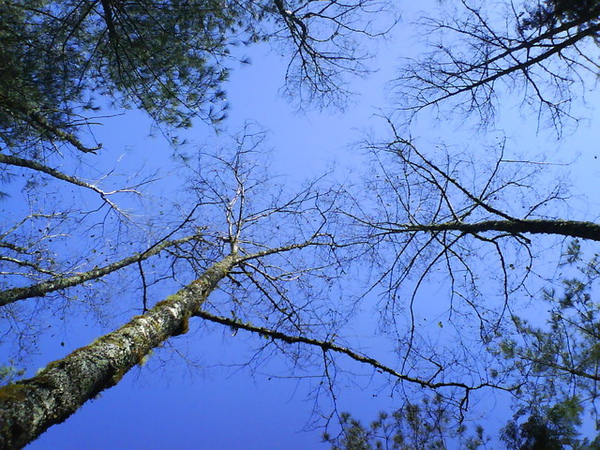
[392,219,600,242]
[0,253,238,449]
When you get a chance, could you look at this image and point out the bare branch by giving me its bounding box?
[395,0,600,127]
[195,309,507,393]
[0,152,140,218]
[0,234,203,307]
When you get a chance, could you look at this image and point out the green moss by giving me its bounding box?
[154,293,182,309]
[110,368,127,385]
[138,350,154,367]
[0,382,28,401]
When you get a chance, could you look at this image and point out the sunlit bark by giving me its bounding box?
[0,252,239,449]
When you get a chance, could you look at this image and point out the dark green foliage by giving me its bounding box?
[0,1,85,150]
[498,240,600,412]
[325,413,373,450]
[332,240,600,449]
[494,239,600,448]
[500,399,600,449]
[324,397,489,450]
[328,398,599,449]
[0,0,272,153]
[0,0,386,156]
[549,0,600,20]
[88,0,263,127]
[520,0,600,30]
[501,399,583,449]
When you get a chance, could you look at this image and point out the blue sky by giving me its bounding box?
[3,1,600,448]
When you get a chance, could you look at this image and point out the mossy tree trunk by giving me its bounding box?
[0,252,239,449]
[388,219,600,242]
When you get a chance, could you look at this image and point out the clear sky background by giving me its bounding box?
[2,1,600,448]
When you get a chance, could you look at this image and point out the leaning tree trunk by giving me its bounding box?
[0,253,239,449]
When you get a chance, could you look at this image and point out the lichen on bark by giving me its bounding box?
[0,253,239,449]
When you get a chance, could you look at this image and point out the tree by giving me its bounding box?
[0,1,396,443]
[2,0,600,447]
[326,397,599,449]
[324,139,600,446]
[0,134,337,446]
[324,0,600,444]
[520,0,600,29]
[493,240,600,448]
[324,396,489,449]
[500,397,588,450]
[0,0,392,155]
[395,0,600,128]
[0,133,512,447]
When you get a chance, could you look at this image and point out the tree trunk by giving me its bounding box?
[396,219,600,242]
[0,253,238,449]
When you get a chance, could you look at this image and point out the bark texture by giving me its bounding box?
[396,219,600,242]
[0,253,238,449]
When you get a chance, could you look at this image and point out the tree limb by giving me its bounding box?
[195,309,506,393]
[0,234,202,307]
[383,218,600,242]
[0,152,137,217]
